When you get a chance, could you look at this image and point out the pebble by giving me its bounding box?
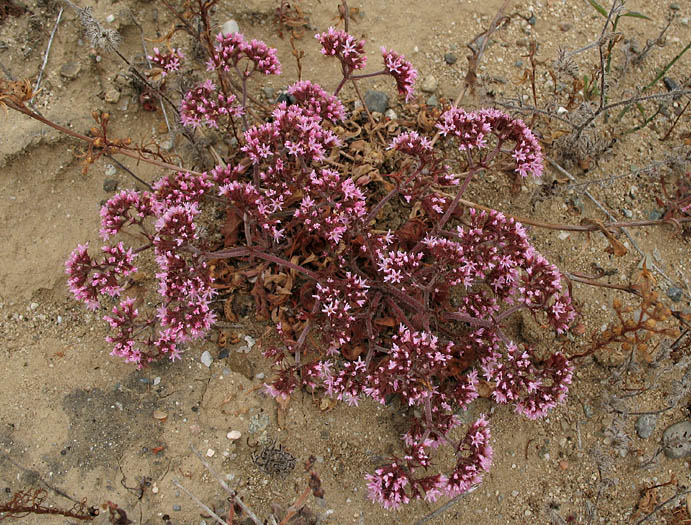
[635,414,657,439]
[206,448,215,457]
[103,179,118,192]
[104,88,120,104]
[104,164,117,177]
[153,409,168,420]
[648,210,663,220]
[105,14,115,23]
[420,76,438,93]
[29,302,39,311]
[583,404,593,419]
[426,95,439,107]
[384,109,397,120]
[262,86,276,100]
[444,52,457,65]
[666,287,683,303]
[60,61,81,80]
[172,504,181,511]
[227,430,241,440]
[514,60,523,68]
[221,19,240,35]
[527,15,536,25]
[160,139,174,152]
[153,377,161,386]
[201,351,213,367]
[364,90,389,114]
[662,420,691,459]
[622,209,633,218]
[670,3,680,10]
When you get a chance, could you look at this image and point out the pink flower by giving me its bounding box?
[148,47,184,76]
[315,27,367,71]
[381,47,417,101]
[180,80,243,129]
[287,80,347,122]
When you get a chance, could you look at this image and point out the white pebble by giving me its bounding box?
[201,351,213,367]
[206,448,215,457]
[244,335,256,350]
[227,430,242,440]
[105,14,115,23]
[222,19,240,35]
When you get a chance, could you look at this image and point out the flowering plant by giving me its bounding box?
[64,24,575,510]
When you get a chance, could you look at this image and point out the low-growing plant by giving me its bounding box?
[3,0,580,511]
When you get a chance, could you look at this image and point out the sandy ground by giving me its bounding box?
[0,0,690,523]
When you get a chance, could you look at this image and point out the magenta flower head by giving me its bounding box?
[180,80,243,129]
[287,80,347,122]
[315,27,367,71]
[381,47,418,101]
[207,32,281,76]
[148,47,184,76]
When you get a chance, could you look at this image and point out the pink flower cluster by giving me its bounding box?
[287,80,347,122]
[315,27,367,71]
[207,32,281,76]
[180,80,243,129]
[437,108,544,178]
[148,47,184,76]
[67,170,217,366]
[381,47,417,101]
[483,343,573,419]
[67,30,578,511]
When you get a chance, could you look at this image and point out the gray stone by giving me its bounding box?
[583,404,593,419]
[670,3,680,10]
[667,287,683,303]
[622,208,633,218]
[662,420,691,459]
[200,351,213,367]
[364,90,389,114]
[426,95,439,107]
[635,414,657,439]
[444,53,457,65]
[527,15,537,25]
[103,179,118,192]
[648,209,663,221]
[514,60,524,68]
[104,164,117,177]
[420,76,438,93]
[60,61,81,80]
[262,86,275,100]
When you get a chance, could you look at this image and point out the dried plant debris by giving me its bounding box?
[251,438,296,476]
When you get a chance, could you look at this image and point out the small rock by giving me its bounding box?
[426,95,439,107]
[420,76,438,93]
[105,14,115,23]
[648,209,663,221]
[670,3,680,10]
[104,88,120,104]
[29,302,39,310]
[244,335,256,350]
[667,287,683,303]
[153,377,161,386]
[153,409,168,421]
[662,421,691,459]
[218,348,229,359]
[103,179,118,192]
[104,164,117,177]
[262,86,276,100]
[227,430,242,440]
[527,15,536,25]
[384,108,397,120]
[206,448,215,457]
[160,139,174,152]
[622,209,633,219]
[221,19,240,35]
[514,60,524,68]
[583,404,593,419]
[364,90,389,114]
[559,23,572,32]
[557,106,568,115]
[60,61,81,80]
[664,77,680,92]
[201,351,213,367]
[172,504,181,511]
[558,231,570,241]
[444,53,457,65]
[681,17,689,27]
[635,414,657,439]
